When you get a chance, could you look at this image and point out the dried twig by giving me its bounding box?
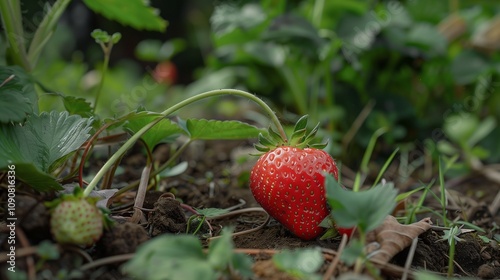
[207,207,270,240]
[129,163,152,223]
[401,237,419,280]
[323,233,348,280]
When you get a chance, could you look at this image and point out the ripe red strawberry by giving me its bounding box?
[249,116,339,240]
[48,191,103,247]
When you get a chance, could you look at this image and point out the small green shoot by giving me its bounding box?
[187,208,230,237]
[441,226,463,278]
[90,29,122,113]
[438,157,449,227]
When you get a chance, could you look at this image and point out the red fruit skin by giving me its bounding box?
[250,146,338,240]
[336,226,355,238]
[153,61,177,85]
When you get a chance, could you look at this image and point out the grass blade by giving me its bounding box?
[373,147,400,187]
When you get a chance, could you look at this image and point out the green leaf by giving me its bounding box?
[231,253,254,278]
[340,239,364,266]
[450,50,490,85]
[135,39,186,62]
[267,126,285,143]
[262,14,324,58]
[31,111,94,172]
[158,161,188,178]
[91,29,111,43]
[44,92,93,117]
[453,220,485,233]
[415,271,447,280]
[111,33,122,44]
[123,112,184,149]
[91,29,122,45]
[442,226,463,246]
[254,144,270,153]
[0,111,93,191]
[211,3,266,36]
[405,23,447,56]
[243,42,285,67]
[0,112,92,172]
[0,88,32,123]
[195,208,230,218]
[373,147,399,186]
[83,0,168,32]
[121,235,216,280]
[478,235,492,244]
[325,174,398,232]
[443,113,479,145]
[7,162,62,191]
[395,186,425,202]
[468,116,496,147]
[186,119,262,140]
[273,247,323,279]
[258,133,275,147]
[62,96,93,117]
[293,115,309,132]
[36,241,60,260]
[0,66,36,123]
[208,227,234,270]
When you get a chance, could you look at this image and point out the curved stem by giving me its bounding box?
[93,43,111,113]
[112,139,193,197]
[83,89,285,197]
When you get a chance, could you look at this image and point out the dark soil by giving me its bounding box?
[1,141,500,279]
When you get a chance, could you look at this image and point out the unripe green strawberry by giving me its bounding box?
[49,196,103,247]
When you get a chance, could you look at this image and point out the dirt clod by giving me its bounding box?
[98,222,149,256]
[149,195,187,236]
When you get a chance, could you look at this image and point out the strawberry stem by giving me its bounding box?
[83,89,286,197]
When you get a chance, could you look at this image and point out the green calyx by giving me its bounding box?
[254,115,327,153]
[45,186,100,210]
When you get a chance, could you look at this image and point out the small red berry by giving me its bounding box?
[153,61,177,85]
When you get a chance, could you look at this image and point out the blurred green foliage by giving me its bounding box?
[2,0,500,179]
[194,0,500,172]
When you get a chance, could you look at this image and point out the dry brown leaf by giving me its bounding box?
[365,215,432,264]
[437,14,467,42]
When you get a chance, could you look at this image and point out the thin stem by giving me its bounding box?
[83,89,285,197]
[447,238,456,277]
[311,0,325,27]
[0,0,30,70]
[354,228,367,274]
[93,43,112,113]
[438,157,449,227]
[112,139,193,197]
